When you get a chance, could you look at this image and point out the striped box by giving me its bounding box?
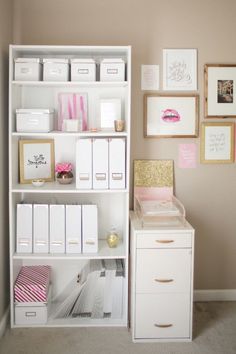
[14,265,51,303]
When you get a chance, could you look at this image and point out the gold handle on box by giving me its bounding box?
[154,278,174,283]
[95,173,106,181]
[154,323,173,328]
[155,240,174,244]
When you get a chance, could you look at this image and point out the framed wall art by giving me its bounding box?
[205,64,236,118]
[144,94,199,138]
[19,139,55,183]
[200,122,234,163]
[163,49,197,91]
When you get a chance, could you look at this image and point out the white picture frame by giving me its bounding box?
[204,64,236,118]
[200,122,234,163]
[144,94,199,138]
[163,49,197,91]
[19,139,55,183]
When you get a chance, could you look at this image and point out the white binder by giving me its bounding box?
[76,139,92,189]
[82,205,98,253]
[16,204,32,253]
[93,139,109,189]
[33,204,49,254]
[66,205,82,254]
[49,205,65,253]
[109,138,126,189]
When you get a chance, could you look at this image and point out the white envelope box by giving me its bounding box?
[100,58,125,81]
[66,205,82,254]
[14,58,42,81]
[49,205,65,254]
[16,204,33,253]
[16,109,54,133]
[43,58,69,81]
[82,205,98,253]
[93,139,109,189]
[33,204,49,254]
[71,59,96,81]
[76,139,93,189]
[109,138,126,189]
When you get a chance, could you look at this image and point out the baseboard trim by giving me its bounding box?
[0,307,9,338]
[194,289,236,302]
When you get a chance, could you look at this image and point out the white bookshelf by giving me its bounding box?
[9,45,131,328]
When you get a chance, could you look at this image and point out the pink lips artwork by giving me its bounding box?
[161,109,181,123]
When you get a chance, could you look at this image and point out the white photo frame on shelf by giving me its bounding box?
[100,98,122,129]
[163,49,197,91]
[19,139,55,183]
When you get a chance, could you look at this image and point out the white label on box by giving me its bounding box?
[82,205,98,253]
[16,204,32,253]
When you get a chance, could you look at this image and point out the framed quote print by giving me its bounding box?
[200,122,234,163]
[144,94,199,138]
[205,64,236,118]
[19,139,55,183]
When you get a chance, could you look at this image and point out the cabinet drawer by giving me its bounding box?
[136,249,191,293]
[135,293,190,339]
[136,233,192,249]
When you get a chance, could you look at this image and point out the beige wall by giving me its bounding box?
[0,0,13,320]
[12,0,236,290]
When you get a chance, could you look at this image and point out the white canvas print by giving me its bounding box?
[163,49,197,91]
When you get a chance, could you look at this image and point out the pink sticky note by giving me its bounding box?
[178,143,197,169]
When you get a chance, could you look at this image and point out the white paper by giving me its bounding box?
[141,65,159,91]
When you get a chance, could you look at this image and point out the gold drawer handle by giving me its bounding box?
[154,279,174,283]
[155,240,174,244]
[154,323,173,328]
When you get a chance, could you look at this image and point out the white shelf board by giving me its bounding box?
[11,182,128,194]
[13,240,126,260]
[12,80,128,88]
[12,131,128,138]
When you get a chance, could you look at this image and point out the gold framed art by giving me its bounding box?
[200,122,234,164]
[204,64,236,118]
[144,94,199,138]
[19,139,55,184]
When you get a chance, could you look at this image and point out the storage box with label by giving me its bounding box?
[16,204,33,254]
[14,58,42,81]
[43,58,69,81]
[71,58,96,81]
[16,109,54,133]
[100,58,125,81]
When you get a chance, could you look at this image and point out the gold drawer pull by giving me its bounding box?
[155,239,174,244]
[154,278,174,283]
[154,323,173,328]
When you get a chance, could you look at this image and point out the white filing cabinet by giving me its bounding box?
[130,212,194,342]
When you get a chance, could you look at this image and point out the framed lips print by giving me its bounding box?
[144,94,199,138]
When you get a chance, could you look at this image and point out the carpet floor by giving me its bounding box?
[0,302,236,354]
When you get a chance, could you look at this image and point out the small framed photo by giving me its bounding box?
[163,49,197,91]
[204,64,236,118]
[19,139,55,183]
[144,94,199,138]
[100,98,121,130]
[200,122,234,163]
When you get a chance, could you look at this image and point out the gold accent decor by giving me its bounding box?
[134,160,173,188]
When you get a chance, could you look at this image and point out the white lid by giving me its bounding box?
[14,58,41,63]
[16,108,54,114]
[43,58,69,64]
[101,58,124,64]
[71,58,95,64]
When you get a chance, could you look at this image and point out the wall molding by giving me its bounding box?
[0,307,9,338]
[194,289,236,302]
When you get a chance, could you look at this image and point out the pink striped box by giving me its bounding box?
[14,265,51,303]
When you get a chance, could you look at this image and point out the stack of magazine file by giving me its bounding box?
[53,259,124,319]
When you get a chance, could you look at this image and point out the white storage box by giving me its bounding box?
[71,58,96,81]
[82,204,98,253]
[100,58,125,81]
[16,109,54,133]
[16,204,32,254]
[14,58,42,81]
[43,58,69,81]
[14,286,51,325]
